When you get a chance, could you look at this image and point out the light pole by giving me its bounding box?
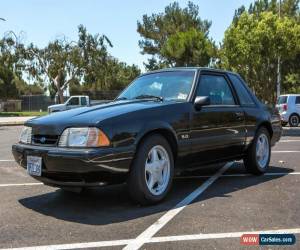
[276,0,281,100]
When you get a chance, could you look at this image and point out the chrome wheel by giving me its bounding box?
[290,115,299,127]
[145,145,170,196]
[256,133,269,168]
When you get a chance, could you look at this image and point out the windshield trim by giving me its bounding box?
[115,69,198,103]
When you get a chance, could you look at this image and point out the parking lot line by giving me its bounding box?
[1,227,299,250]
[122,162,234,250]
[0,183,42,187]
[148,228,300,244]
[1,172,299,188]
[273,151,300,153]
[175,171,300,179]
[279,140,300,142]
[0,160,14,162]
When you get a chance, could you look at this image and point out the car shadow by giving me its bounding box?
[18,163,293,226]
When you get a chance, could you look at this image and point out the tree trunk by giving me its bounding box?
[54,75,64,104]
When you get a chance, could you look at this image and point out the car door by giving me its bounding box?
[189,72,246,165]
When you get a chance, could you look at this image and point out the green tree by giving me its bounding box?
[0,32,26,99]
[137,1,215,70]
[25,25,140,102]
[221,1,300,103]
[25,38,83,103]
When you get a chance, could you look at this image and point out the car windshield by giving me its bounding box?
[277,96,287,104]
[117,71,196,101]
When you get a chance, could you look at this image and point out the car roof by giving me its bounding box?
[142,67,239,76]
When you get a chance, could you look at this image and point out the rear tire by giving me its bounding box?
[289,114,299,127]
[244,127,271,175]
[127,134,174,205]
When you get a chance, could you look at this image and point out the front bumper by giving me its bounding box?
[12,143,134,187]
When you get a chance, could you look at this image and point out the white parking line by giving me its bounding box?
[175,171,300,179]
[148,228,300,244]
[279,140,300,142]
[1,227,299,250]
[0,160,14,162]
[0,183,42,187]
[273,151,300,153]
[1,172,298,188]
[122,161,234,250]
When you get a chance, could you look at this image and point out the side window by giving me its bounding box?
[229,74,255,106]
[295,96,300,104]
[68,97,79,105]
[81,97,87,106]
[196,74,235,105]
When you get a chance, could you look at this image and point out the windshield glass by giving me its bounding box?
[117,71,196,101]
[277,96,287,104]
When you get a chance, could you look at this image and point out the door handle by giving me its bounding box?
[235,112,244,120]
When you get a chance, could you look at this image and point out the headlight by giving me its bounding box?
[58,127,110,147]
[19,126,32,144]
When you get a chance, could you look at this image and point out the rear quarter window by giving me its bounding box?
[295,96,300,104]
[228,74,255,107]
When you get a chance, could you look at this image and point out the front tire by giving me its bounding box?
[127,134,174,205]
[244,127,271,175]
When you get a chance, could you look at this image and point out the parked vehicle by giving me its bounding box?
[276,94,300,127]
[48,96,90,113]
[12,68,282,205]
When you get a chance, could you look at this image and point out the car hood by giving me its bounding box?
[26,99,170,134]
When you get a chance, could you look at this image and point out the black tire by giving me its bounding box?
[289,114,299,127]
[243,127,271,175]
[127,134,174,205]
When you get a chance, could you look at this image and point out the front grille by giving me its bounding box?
[32,134,59,146]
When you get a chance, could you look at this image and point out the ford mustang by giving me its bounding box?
[12,68,282,205]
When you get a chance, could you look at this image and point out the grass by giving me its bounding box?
[0,111,47,117]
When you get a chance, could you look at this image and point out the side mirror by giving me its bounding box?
[194,96,210,110]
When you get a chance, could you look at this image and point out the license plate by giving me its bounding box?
[27,156,42,176]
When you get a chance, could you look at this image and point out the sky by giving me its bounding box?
[1,0,254,70]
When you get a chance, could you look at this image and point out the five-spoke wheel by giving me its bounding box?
[145,145,171,196]
[128,134,174,205]
[244,127,271,175]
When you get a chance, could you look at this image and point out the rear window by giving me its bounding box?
[277,96,287,104]
[228,74,255,106]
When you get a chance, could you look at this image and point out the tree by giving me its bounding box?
[137,1,215,70]
[0,32,26,99]
[220,0,300,103]
[25,38,83,103]
[24,25,140,102]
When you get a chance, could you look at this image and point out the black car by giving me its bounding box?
[12,68,282,204]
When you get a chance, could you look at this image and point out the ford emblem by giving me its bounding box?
[40,137,46,144]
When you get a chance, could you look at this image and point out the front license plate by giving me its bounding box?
[27,156,42,176]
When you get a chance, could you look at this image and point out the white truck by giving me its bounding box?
[48,96,90,113]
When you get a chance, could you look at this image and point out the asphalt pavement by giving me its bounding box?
[0,126,299,250]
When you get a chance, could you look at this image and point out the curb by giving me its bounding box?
[0,121,25,126]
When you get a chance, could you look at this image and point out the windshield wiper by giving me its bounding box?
[134,95,163,101]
